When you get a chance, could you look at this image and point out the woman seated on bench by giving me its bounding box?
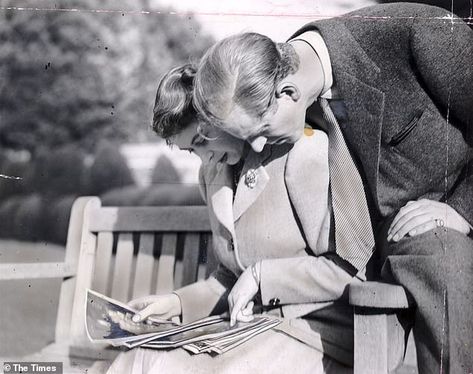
[107,64,359,374]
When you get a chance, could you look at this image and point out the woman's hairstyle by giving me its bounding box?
[152,64,197,142]
[194,33,299,126]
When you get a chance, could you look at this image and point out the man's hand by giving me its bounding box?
[388,199,471,242]
[228,266,259,326]
[129,293,182,323]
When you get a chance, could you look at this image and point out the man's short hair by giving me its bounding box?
[194,33,299,126]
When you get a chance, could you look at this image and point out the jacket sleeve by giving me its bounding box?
[257,130,355,305]
[259,256,353,305]
[408,4,473,226]
[174,264,237,323]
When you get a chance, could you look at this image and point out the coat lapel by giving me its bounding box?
[309,20,385,206]
[208,161,235,240]
[232,147,272,222]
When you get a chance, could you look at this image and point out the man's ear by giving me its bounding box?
[275,82,300,101]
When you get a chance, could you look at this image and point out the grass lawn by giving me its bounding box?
[0,240,65,357]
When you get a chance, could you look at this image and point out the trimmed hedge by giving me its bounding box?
[0,159,29,200]
[0,196,24,238]
[13,194,45,241]
[87,141,135,196]
[44,195,76,244]
[0,186,205,244]
[101,185,148,207]
[23,147,88,197]
[139,184,203,206]
[45,148,86,196]
[0,194,76,245]
[150,155,181,185]
[0,143,205,245]
[101,184,204,207]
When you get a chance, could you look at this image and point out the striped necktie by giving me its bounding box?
[319,97,375,272]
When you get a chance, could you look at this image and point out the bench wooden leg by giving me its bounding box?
[354,308,406,374]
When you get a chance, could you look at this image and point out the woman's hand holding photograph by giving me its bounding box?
[129,293,182,323]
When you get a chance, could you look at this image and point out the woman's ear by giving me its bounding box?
[275,81,300,101]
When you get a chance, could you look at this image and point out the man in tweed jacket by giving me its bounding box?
[194,3,473,373]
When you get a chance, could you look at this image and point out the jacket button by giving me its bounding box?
[269,298,280,306]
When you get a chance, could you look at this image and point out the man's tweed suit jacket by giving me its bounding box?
[293,3,473,227]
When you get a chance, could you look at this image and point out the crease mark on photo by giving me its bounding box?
[0,174,22,180]
[0,6,471,24]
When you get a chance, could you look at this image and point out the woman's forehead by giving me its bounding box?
[172,124,197,146]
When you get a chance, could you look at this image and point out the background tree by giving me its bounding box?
[0,0,213,243]
[0,0,123,155]
[0,0,214,156]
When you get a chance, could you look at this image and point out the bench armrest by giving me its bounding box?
[0,262,76,280]
[349,281,413,309]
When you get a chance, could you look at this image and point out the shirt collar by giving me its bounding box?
[289,30,334,99]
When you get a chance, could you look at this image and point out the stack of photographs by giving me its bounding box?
[85,289,281,355]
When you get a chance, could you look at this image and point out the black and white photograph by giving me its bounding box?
[0,0,472,373]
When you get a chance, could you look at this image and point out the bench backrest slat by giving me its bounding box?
[110,233,135,302]
[181,233,201,287]
[132,233,155,300]
[155,233,178,294]
[92,232,114,295]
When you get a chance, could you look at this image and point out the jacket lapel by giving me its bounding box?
[232,147,272,222]
[208,161,235,240]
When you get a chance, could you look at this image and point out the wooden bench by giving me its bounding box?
[0,196,213,372]
[1,196,418,373]
[349,281,418,374]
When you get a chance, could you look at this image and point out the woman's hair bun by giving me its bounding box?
[180,64,197,86]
